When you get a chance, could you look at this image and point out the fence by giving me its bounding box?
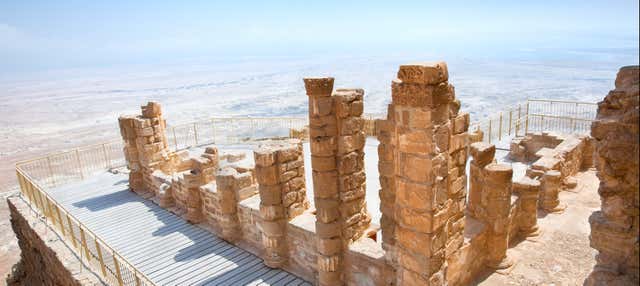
[15,141,151,286]
[471,99,598,144]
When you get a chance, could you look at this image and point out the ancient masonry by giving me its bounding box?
[303,80,371,285]
[587,65,639,285]
[113,62,625,285]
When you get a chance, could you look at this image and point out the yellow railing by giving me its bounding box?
[471,99,598,144]
[16,165,153,286]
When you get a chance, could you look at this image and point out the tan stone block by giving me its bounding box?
[340,117,364,135]
[310,136,337,156]
[337,131,365,155]
[339,170,366,191]
[283,191,297,207]
[313,171,339,198]
[311,155,336,172]
[317,237,342,256]
[338,152,359,175]
[396,179,434,211]
[339,185,366,202]
[391,80,435,107]
[398,248,445,277]
[316,221,341,238]
[399,268,429,285]
[287,176,305,191]
[453,113,470,134]
[433,82,454,105]
[304,77,334,96]
[449,132,468,153]
[397,62,449,85]
[432,103,450,125]
[260,205,285,220]
[400,153,433,183]
[434,123,450,151]
[313,97,334,116]
[351,100,364,116]
[340,198,366,218]
[261,219,285,236]
[255,165,278,185]
[398,129,433,154]
[470,142,496,166]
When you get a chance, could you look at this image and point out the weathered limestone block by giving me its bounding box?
[539,170,564,213]
[513,177,541,237]
[216,167,252,242]
[381,62,468,286]
[587,65,639,285]
[304,78,371,286]
[468,142,496,217]
[483,163,514,269]
[254,139,309,268]
[118,101,170,194]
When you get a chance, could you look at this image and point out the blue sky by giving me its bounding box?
[1,0,638,72]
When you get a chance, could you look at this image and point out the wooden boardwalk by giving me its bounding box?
[47,171,310,286]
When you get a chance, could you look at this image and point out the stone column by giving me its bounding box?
[389,62,466,285]
[304,78,370,286]
[539,170,563,213]
[483,163,514,269]
[254,140,309,268]
[468,142,496,218]
[587,65,639,285]
[216,167,252,242]
[514,177,541,237]
[376,107,398,272]
[118,102,169,193]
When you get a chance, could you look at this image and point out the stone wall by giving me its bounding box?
[587,65,639,285]
[6,197,104,286]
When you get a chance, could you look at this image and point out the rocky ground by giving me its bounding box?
[477,170,600,286]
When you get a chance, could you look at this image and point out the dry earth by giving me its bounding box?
[477,170,600,286]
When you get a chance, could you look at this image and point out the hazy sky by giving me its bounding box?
[1,0,638,72]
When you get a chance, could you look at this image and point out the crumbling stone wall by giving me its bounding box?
[587,65,639,285]
[304,78,371,285]
[376,62,468,285]
[254,140,309,267]
[118,102,170,192]
[7,197,104,286]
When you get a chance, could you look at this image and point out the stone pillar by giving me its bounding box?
[118,102,169,193]
[539,170,563,213]
[304,78,370,286]
[468,142,496,218]
[587,65,639,285]
[388,62,466,285]
[376,107,398,274]
[514,177,541,237]
[483,163,514,269]
[254,140,309,268]
[216,167,252,242]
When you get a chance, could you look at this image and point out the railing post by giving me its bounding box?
[80,228,91,261]
[193,122,199,146]
[55,205,66,237]
[508,110,512,135]
[525,101,530,134]
[488,119,492,143]
[102,143,110,169]
[172,127,178,150]
[95,239,107,277]
[499,112,503,141]
[113,253,124,286]
[67,214,78,248]
[46,156,56,187]
[75,149,84,180]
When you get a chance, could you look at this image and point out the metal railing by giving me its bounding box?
[15,141,151,286]
[471,99,598,144]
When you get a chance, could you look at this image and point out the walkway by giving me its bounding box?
[47,171,310,286]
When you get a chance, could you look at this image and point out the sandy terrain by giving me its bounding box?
[477,170,600,285]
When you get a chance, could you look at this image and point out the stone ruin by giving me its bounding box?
[587,65,639,285]
[116,62,639,285]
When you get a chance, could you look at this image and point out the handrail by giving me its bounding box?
[527,99,598,105]
[16,167,155,285]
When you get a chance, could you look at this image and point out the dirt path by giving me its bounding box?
[477,170,600,285]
